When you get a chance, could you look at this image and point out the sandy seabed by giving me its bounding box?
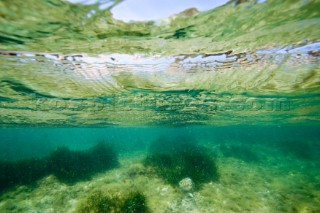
[0,142,319,213]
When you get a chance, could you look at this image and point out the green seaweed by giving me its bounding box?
[0,158,49,192]
[79,191,120,213]
[277,140,320,161]
[77,191,149,213]
[0,142,118,192]
[121,192,150,213]
[47,142,119,183]
[219,144,260,163]
[144,136,219,190]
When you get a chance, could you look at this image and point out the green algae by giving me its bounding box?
[1,135,319,212]
[122,192,150,213]
[0,1,319,212]
[0,142,118,192]
[47,142,118,183]
[77,190,150,213]
[144,136,219,190]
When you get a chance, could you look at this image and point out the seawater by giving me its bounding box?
[1,0,320,212]
[2,125,319,161]
[0,126,320,212]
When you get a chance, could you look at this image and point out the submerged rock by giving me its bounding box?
[179,177,194,192]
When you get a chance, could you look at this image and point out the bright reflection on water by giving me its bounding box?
[0,1,320,212]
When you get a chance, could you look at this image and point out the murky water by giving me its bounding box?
[0,0,320,212]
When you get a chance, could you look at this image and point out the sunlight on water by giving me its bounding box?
[0,0,320,212]
[0,44,319,126]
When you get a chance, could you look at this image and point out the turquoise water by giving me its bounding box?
[1,125,320,161]
[1,126,319,212]
[1,0,320,212]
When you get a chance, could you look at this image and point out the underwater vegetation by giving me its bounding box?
[277,140,320,161]
[78,190,121,213]
[47,142,118,183]
[0,158,49,193]
[77,190,150,213]
[122,192,150,213]
[144,136,219,190]
[218,144,260,163]
[0,142,118,192]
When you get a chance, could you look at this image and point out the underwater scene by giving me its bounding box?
[0,0,320,212]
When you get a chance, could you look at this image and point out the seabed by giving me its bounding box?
[1,139,319,213]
